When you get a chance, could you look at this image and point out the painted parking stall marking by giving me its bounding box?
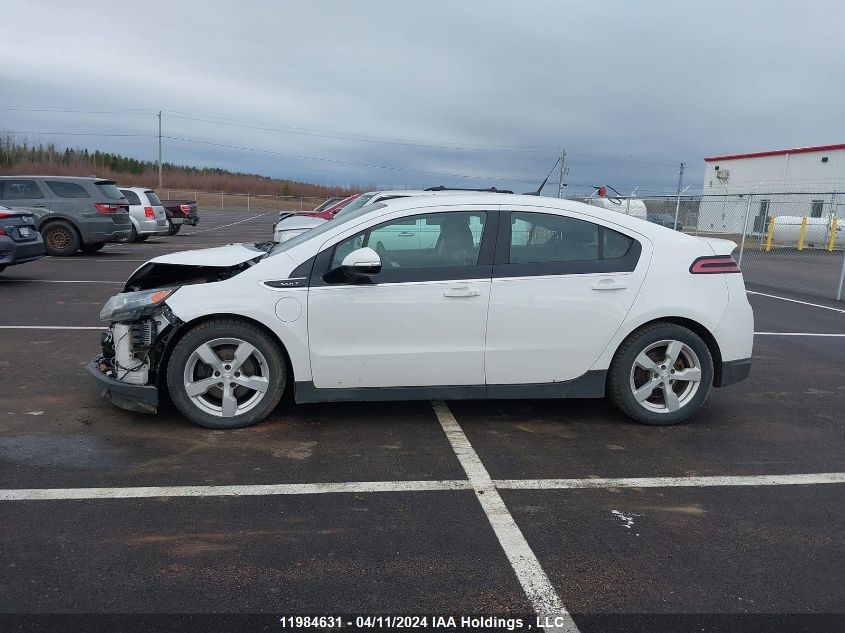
[432,401,580,633]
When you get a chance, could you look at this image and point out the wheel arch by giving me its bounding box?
[614,316,724,386]
[155,312,295,396]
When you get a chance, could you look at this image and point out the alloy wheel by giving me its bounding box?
[629,339,703,414]
[183,337,270,417]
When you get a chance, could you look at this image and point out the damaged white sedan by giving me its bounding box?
[90,193,753,429]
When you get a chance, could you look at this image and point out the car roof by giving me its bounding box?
[118,186,154,192]
[366,193,679,237]
[0,175,114,183]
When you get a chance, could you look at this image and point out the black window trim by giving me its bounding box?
[309,209,500,286]
[492,210,642,278]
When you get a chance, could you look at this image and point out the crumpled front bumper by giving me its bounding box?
[86,358,158,414]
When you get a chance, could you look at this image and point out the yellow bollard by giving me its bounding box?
[765,216,775,252]
[797,216,808,251]
[827,217,839,252]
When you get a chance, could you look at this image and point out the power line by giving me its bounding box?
[163,135,542,184]
[2,131,155,138]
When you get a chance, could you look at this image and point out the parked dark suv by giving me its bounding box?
[0,176,132,255]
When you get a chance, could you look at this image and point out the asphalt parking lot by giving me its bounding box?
[1,208,843,632]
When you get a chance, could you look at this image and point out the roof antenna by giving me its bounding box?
[523,156,561,196]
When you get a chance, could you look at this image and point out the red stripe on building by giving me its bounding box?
[704,144,845,162]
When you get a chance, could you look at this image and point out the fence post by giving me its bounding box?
[221,192,224,210]
[827,217,838,252]
[765,216,775,252]
[797,216,808,251]
[837,247,845,301]
[247,193,250,213]
[737,193,754,267]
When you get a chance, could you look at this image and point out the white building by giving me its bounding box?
[698,144,845,234]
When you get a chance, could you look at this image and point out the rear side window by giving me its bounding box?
[509,212,633,263]
[121,189,142,205]
[95,182,124,200]
[1,179,45,200]
[144,191,162,206]
[46,181,91,198]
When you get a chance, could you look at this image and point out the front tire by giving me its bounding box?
[41,221,81,256]
[607,322,713,426]
[167,319,287,429]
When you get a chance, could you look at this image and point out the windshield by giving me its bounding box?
[334,192,377,217]
[269,202,387,255]
[95,182,124,200]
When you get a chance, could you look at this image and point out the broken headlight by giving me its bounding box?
[99,288,177,323]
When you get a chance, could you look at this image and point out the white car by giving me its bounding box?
[89,194,753,429]
[118,187,169,242]
[273,214,327,243]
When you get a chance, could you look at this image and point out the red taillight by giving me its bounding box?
[0,228,7,236]
[690,255,741,274]
[180,204,191,213]
[0,212,11,218]
[144,206,155,218]
[95,203,119,214]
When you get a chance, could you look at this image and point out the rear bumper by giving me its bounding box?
[718,357,751,387]
[79,215,132,244]
[0,237,45,266]
[86,358,158,414]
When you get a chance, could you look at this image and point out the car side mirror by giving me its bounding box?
[324,246,382,284]
[341,246,381,276]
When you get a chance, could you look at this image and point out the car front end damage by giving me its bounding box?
[87,289,181,413]
[88,244,270,413]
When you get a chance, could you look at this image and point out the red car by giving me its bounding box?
[277,193,363,222]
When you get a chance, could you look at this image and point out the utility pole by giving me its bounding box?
[157,110,163,189]
[557,148,567,198]
[673,162,685,229]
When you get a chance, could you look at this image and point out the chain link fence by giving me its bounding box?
[160,189,332,214]
[582,191,845,301]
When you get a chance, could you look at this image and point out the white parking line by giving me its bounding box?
[754,332,845,337]
[432,401,579,633]
[495,472,845,490]
[747,290,845,314]
[0,480,472,501]
[0,325,105,330]
[190,213,270,233]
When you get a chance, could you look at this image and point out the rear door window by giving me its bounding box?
[46,181,91,198]
[0,179,45,200]
[496,211,640,276]
[120,190,142,205]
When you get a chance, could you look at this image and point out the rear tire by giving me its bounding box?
[0,265,6,275]
[168,221,181,235]
[80,242,106,254]
[41,221,81,256]
[128,225,138,243]
[166,319,287,429]
[607,322,713,426]
[136,235,149,242]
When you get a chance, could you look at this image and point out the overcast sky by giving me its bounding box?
[2,0,843,195]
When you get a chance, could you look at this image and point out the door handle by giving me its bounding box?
[444,284,480,298]
[398,231,415,237]
[32,204,46,208]
[591,278,628,291]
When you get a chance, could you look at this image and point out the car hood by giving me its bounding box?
[123,243,270,291]
[148,243,266,267]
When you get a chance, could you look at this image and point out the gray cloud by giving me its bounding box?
[2,0,843,194]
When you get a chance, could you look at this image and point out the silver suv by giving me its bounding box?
[0,176,132,256]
